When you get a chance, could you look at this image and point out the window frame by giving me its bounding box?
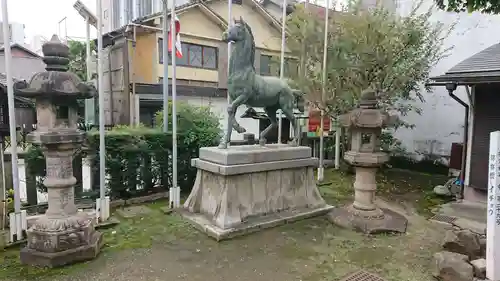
[158,39,218,70]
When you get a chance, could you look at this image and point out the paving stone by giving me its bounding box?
[453,218,486,235]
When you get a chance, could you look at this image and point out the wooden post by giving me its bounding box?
[72,153,83,198]
[487,130,500,280]
[24,153,38,207]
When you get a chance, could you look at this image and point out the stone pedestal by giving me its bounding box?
[181,144,334,240]
[329,89,408,234]
[328,153,408,235]
[20,138,103,267]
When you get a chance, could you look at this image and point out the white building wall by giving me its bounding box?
[182,96,261,141]
[386,0,500,159]
[0,22,25,45]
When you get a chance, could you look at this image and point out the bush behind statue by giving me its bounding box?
[25,101,221,201]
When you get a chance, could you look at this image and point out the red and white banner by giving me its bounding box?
[168,15,183,58]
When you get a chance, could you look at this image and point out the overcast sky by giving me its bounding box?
[1,0,97,44]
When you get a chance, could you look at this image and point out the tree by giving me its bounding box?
[67,40,96,81]
[285,1,451,131]
[435,0,500,14]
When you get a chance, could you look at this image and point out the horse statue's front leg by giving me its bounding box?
[232,120,247,134]
[218,93,249,149]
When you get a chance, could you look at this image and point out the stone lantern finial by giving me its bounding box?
[42,35,70,72]
[359,89,377,109]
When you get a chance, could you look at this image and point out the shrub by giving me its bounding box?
[154,100,222,148]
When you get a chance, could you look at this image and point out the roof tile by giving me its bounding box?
[447,42,500,74]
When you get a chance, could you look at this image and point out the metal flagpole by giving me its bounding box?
[170,0,180,208]
[227,0,232,100]
[96,0,108,220]
[318,0,330,181]
[85,17,93,124]
[0,140,5,230]
[226,0,232,149]
[278,0,287,144]
[162,0,169,132]
[1,0,23,238]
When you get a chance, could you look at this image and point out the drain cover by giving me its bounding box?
[429,214,457,224]
[339,270,387,281]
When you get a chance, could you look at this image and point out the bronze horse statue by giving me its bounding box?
[219,17,305,149]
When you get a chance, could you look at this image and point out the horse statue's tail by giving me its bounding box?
[292,89,305,112]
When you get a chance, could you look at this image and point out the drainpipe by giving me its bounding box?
[446,82,469,201]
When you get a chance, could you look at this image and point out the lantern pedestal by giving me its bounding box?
[180,144,334,241]
[20,134,103,267]
[328,204,408,234]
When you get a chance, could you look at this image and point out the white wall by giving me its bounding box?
[181,95,261,140]
[0,54,45,81]
[392,0,500,158]
[0,22,26,45]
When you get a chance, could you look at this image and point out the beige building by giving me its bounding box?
[98,0,296,140]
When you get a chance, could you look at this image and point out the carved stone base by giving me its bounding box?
[328,205,408,234]
[20,213,103,267]
[182,144,334,241]
[20,232,103,267]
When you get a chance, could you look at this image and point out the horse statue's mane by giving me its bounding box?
[235,19,256,71]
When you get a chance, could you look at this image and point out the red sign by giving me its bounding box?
[308,109,330,132]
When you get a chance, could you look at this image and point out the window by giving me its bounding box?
[260,55,272,76]
[260,55,298,77]
[203,47,217,69]
[158,39,218,69]
[124,0,134,23]
[284,58,298,77]
[188,45,203,67]
[112,0,121,30]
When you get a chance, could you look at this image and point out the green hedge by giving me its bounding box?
[25,101,222,201]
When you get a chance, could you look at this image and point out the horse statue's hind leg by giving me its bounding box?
[259,106,279,146]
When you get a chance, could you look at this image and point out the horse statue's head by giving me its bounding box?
[222,16,253,44]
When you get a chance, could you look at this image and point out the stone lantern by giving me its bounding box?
[16,35,102,267]
[328,89,408,234]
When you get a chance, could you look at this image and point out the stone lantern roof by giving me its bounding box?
[339,89,397,129]
[14,35,96,102]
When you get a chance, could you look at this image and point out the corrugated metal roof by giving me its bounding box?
[0,72,20,86]
[447,42,500,74]
[0,73,34,105]
[0,43,42,58]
